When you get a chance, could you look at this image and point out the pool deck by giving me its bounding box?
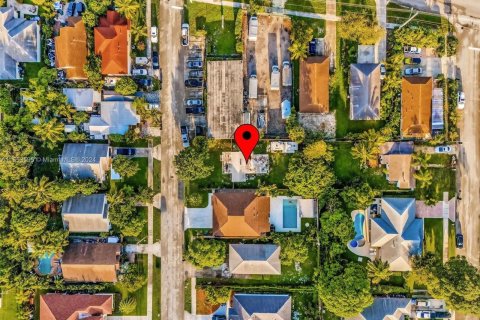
[270,196,316,232]
[348,210,372,258]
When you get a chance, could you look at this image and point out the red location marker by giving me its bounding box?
[234,124,259,162]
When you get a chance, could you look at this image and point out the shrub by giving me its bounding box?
[115,77,138,96]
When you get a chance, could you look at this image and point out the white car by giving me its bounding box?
[151,26,158,43]
[135,57,149,65]
[404,46,422,54]
[435,145,452,153]
[181,23,189,46]
[404,67,423,76]
[181,125,189,147]
[416,311,433,319]
[132,69,148,76]
[458,91,465,109]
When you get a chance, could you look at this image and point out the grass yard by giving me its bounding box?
[111,157,148,190]
[424,218,443,258]
[0,290,17,320]
[184,278,192,312]
[448,220,456,259]
[185,2,241,55]
[337,0,376,15]
[414,167,456,201]
[153,207,161,243]
[124,206,149,244]
[285,0,326,14]
[428,154,452,166]
[152,257,161,320]
[387,3,443,26]
[153,159,161,193]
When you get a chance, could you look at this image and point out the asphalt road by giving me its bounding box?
[159,0,186,318]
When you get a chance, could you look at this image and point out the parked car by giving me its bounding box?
[458,91,465,109]
[434,145,452,153]
[195,125,205,136]
[456,234,464,248]
[187,60,203,69]
[132,69,148,76]
[151,26,158,43]
[181,125,189,147]
[116,148,136,156]
[380,64,386,79]
[181,23,189,46]
[185,99,203,106]
[415,300,431,307]
[185,106,205,114]
[136,78,152,87]
[404,46,422,54]
[404,57,422,65]
[67,2,76,16]
[185,79,203,87]
[152,51,159,70]
[189,70,203,78]
[404,67,423,75]
[135,57,149,65]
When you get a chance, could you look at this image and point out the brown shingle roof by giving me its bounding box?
[299,56,329,113]
[55,17,87,79]
[212,191,270,238]
[94,11,129,75]
[61,243,121,282]
[401,77,432,139]
[40,293,113,320]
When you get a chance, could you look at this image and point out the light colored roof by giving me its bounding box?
[401,77,432,138]
[207,60,244,139]
[40,294,113,320]
[212,191,270,238]
[432,88,444,130]
[299,56,329,113]
[60,143,109,180]
[86,101,140,136]
[55,17,87,79]
[62,193,107,215]
[63,88,101,110]
[349,63,381,120]
[94,11,129,75]
[354,297,412,320]
[380,153,414,189]
[0,7,39,79]
[231,294,291,320]
[229,244,281,275]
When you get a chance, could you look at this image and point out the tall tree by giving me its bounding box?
[341,182,380,210]
[185,239,226,269]
[303,140,334,162]
[366,260,392,284]
[114,0,140,21]
[0,134,36,182]
[272,233,310,266]
[338,11,385,44]
[174,147,213,182]
[112,155,140,179]
[414,169,433,188]
[32,119,65,149]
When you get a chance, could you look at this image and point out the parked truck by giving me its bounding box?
[271,65,280,91]
[249,75,258,99]
[282,61,292,86]
[248,16,258,41]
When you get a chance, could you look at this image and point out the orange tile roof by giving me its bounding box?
[401,77,432,139]
[299,56,330,113]
[55,17,87,79]
[94,11,129,75]
[212,191,270,238]
[40,294,113,320]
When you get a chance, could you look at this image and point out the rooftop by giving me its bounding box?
[40,293,113,320]
[55,17,87,79]
[401,77,432,139]
[349,63,381,120]
[299,56,329,113]
[221,152,269,182]
[62,193,107,215]
[230,293,291,320]
[229,244,281,275]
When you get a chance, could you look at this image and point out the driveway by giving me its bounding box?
[184,195,212,230]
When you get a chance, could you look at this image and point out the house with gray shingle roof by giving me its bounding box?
[60,143,110,182]
[348,297,412,320]
[349,63,381,120]
[0,7,40,79]
[228,293,291,320]
[62,193,110,232]
[229,244,281,275]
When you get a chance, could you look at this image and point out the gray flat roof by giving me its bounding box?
[62,193,107,216]
[60,143,109,164]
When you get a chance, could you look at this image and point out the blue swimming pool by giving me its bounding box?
[350,214,365,248]
[283,199,298,228]
[38,253,53,275]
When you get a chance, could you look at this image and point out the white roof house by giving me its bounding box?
[63,88,101,112]
[221,152,269,182]
[85,101,140,139]
[62,193,110,232]
[229,244,281,275]
[60,143,110,182]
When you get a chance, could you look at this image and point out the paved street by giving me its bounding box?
[159,0,186,319]
[376,0,387,62]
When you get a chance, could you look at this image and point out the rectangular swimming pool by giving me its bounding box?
[283,199,298,228]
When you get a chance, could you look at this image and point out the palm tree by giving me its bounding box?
[131,23,147,43]
[412,152,431,170]
[55,103,76,122]
[351,140,377,169]
[414,169,433,188]
[115,0,140,21]
[367,260,392,284]
[32,119,65,149]
[24,176,54,208]
[289,41,308,61]
[119,297,137,314]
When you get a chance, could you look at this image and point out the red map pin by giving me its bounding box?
[234,124,259,162]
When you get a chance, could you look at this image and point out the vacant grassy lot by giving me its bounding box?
[414,167,456,201]
[111,157,148,190]
[424,218,443,258]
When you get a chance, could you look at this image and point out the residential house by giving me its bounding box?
[94,10,129,75]
[228,293,292,320]
[84,100,140,139]
[268,141,298,153]
[62,193,110,232]
[55,17,87,79]
[348,298,412,320]
[370,198,423,271]
[207,60,244,139]
[299,56,329,114]
[61,243,121,282]
[379,142,415,189]
[0,7,40,79]
[229,244,281,275]
[212,191,270,238]
[63,88,101,112]
[349,63,381,120]
[221,152,269,182]
[39,293,113,320]
[401,77,433,139]
[432,88,444,133]
[60,143,110,182]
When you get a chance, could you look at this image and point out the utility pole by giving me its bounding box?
[398,8,419,29]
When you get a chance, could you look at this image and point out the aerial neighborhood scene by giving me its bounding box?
[0,0,479,319]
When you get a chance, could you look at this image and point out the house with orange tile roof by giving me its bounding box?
[212,190,270,238]
[94,11,130,75]
[299,56,329,114]
[401,77,433,139]
[40,293,113,320]
[55,17,87,79]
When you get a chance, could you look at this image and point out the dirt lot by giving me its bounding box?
[243,14,292,136]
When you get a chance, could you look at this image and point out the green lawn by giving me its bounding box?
[184,278,192,312]
[111,157,149,190]
[185,2,241,55]
[427,154,452,166]
[414,167,456,201]
[124,206,149,244]
[448,220,456,259]
[153,159,161,193]
[285,0,326,14]
[152,257,161,320]
[424,218,443,258]
[337,0,376,15]
[153,207,161,243]
[0,290,17,320]
[387,3,443,25]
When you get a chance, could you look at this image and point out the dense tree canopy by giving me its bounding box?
[338,12,385,45]
[272,232,310,266]
[174,138,214,182]
[303,140,334,162]
[112,155,140,179]
[341,182,380,210]
[185,239,226,269]
[114,77,138,96]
